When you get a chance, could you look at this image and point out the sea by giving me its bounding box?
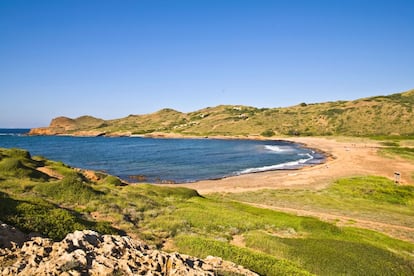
[0,129,325,183]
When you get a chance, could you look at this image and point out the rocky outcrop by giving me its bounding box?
[29,116,106,136]
[0,228,258,276]
[50,117,78,130]
[29,117,75,135]
[0,222,27,249]
[28,127,64,136]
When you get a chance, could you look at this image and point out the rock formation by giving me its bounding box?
[29,116,106,136]
[0,225,257,275]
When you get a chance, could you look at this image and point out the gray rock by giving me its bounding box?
[0,224,258,275]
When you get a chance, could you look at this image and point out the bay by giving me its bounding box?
[0,129,324,183]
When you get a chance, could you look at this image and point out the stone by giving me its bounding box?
[0,223,258,276]
[0,221,27,248]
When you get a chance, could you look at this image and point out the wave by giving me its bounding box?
[0,133,27,137]
[0,129,29,136]
[0,133,21,136]
[264,145,293,153]
[239,153,314,174]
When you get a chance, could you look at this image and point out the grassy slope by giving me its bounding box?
[225,176,414,238]
[37,89,414,137]
[0,149,117,240]
[1,147,414,275]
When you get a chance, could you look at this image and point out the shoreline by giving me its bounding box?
[124,135,330,184]
[9,131,414,194]
[167,136,414,194]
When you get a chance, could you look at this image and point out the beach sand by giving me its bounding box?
[172,137,414,194]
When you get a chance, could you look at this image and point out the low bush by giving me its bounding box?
[261,129,275,137]
[103,175,123,186]
[34,174,102,205]
[0,192,117,240]
[0,149,49,181]
[0,157,49,181]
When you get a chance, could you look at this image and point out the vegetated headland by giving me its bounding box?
[29,88,414,138]
[1,88,414,275]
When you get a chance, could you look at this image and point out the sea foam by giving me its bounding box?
[264,145,294,153]
[239,153,314,174]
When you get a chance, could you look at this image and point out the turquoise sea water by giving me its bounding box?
[0,129,324,183]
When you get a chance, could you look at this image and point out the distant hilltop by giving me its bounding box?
[30,89,414,137]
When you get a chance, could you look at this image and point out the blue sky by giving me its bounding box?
[1,0,413,127]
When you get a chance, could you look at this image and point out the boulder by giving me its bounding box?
[0,227,258,275]
[0,221,27,248]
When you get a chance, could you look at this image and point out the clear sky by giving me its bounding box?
[1,0,413,127]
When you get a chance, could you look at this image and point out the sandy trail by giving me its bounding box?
[174,137,414,194]
[244,202,414,243]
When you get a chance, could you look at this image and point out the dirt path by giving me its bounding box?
[36,167,64,179]
[244,202,414,243]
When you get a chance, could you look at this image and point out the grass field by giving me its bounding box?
[225,176,414,241]
[1,147,414,275]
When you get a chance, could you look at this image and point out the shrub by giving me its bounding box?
[261,129,275,137]
[0,192,117,240]
[6,148,31,159]
[34,174,102,205]
[0,158,49,180]
[103,175,123,186]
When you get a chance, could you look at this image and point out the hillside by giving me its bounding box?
[29,89,414,137]
[1,147,414,275]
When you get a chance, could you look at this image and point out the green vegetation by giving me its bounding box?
[158,194,414,275]
[225,176,414,242]
[0,192,115,240]
[0,148,49,180]
[102,175,124,186]
[1,147,414,275]
[34,174,102,205]
[175,236,312,276]
[0,148,117,240]
[331,176,414,205]
[243,231,414,275]
[371,136,414,163]
[32,88,414,137]
[261,129,275,137]
[382,146,414,161]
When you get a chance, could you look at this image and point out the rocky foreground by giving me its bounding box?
[0,222,257,276]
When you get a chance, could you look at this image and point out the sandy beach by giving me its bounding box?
[173,137,414,194]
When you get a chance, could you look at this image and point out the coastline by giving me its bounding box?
[21,130,414,193]
[167,136,414,194]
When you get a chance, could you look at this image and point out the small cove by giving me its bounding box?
[0,129,325,183]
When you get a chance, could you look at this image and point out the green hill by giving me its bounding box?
[30,89,414,137]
